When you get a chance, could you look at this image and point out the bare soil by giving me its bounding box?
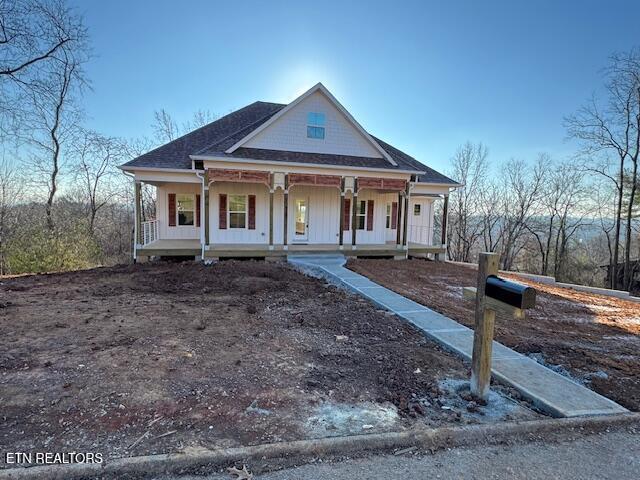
[348,259,640,411]
[0,261,538,464]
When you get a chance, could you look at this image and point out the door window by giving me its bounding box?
[295,199,307,235]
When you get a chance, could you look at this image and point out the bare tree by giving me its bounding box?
[182,109,217,133]
[152,108,218,144]
[447,141,489,262]
[478,182,503,253]
[71,129,124,233]
[121,136,156,221]
[0,156,23,274]
[524,160,589,277]
[152,109,178,143]
[0,0,87,138]
[566,47,640,290]
[24,50,86,230]
[497,156,548,271]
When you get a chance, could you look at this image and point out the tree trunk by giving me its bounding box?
[611,163,624,289]
[624,161,638,291]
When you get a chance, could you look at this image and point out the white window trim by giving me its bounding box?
[356,199,367,231]
[386,203,396,230]
[174,193,196,227]
[228,193,248,230]
[306,111,326,140]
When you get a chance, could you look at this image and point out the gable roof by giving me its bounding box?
[121,95,458,185]
[225,83,396,166]
[122,101,283,170]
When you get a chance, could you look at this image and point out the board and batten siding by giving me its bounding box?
[209,183,270,244]
[156,184,201,240]
[243,91,382,158]
[154,183,436,247]
[407,198,434,245]
[287,185,341,244]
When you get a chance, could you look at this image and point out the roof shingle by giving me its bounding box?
[121,101,457,185]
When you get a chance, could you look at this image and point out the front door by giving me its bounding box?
[293,197,309,242]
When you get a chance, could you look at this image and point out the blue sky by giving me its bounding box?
[74,0,640,173]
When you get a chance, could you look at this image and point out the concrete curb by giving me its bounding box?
[1,413,639,480]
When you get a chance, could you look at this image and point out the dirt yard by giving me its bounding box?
[0,261,539,463]
[348,259,640,411]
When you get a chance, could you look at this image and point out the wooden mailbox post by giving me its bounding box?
[470,252,537,400]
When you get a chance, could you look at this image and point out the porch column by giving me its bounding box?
[269,174,274,249]
[204,186,210,247]
[441,194,449,246]
[396,191,403,247]
[134,180,142,246]
[402,184,410,249]
[283,175,289,249]
[339,178,345,247]
[351,178,358,248]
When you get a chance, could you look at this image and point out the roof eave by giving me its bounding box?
[119,165,196,174]
[190,154,423,176]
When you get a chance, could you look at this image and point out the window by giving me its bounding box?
[356,200,367,230]
[307,112,325,139]
[414,204,421,216]
[385,204,392,228]
[229,195,247,229]
[176,194,195,226]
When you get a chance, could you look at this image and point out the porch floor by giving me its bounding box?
[137,239,445,258]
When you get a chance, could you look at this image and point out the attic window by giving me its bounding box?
[307,112,325,139]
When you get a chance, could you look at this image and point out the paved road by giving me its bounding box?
[166,429,639,480]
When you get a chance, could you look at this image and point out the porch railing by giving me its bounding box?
[141,219,159,246]
[408,224,435,246]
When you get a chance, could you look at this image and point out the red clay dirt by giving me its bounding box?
[348,259,640,411]
[0,261,538,464]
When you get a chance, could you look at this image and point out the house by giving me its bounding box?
[119,83,459,261]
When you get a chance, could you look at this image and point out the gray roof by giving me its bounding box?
[122,101,457,185]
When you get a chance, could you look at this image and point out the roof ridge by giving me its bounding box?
[193,104,285,156]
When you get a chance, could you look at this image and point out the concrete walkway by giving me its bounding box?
[288,254,627,418]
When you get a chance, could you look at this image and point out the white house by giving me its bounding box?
[120,83,459,261]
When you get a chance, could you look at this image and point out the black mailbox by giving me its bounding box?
[485,275,536,310]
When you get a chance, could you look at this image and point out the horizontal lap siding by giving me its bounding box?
[243,91,382,158]
[210,183,269,244]
[157,184,201,240]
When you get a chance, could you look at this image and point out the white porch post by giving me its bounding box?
[351,178,358,249]
[402,183,410,251]
[134,180,142,261]
[269,173,274,250]
[437,193,449,261]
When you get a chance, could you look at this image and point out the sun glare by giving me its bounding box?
[272,64,340,102]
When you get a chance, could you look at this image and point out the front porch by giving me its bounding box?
[133,167,451,261]
[137,239,446,259]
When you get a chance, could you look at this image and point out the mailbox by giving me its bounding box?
[485,275,536,310]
